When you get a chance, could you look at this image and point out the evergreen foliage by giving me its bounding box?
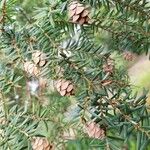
[0,0,150,149]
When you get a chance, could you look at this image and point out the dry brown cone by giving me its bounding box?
[68,1,91,25]
[103,64,114,74]
[31,137,54,150]
[103,58,114,74]
[32,51,47,67]
[24,61,39,76]
[55,79,74,96]
[123,51,135,61]
[85,121,106,139]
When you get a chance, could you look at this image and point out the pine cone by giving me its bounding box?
[24,61,39,76]
[31,137,54,150]
[85,122,105,139]
[68,1,90,25]
[103,58,114,74]
[32,51,47,67]
[123,51,135,61]
[55,79,74,96]
[103,64,114,74]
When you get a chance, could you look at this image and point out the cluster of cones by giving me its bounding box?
[68,1,91,25]
[24,51,75,97]
[24,50,47,76]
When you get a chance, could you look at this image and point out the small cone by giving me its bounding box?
[55,79,74,96]
[24,61,39,76]
[123,51,135,61]
[31,137,54,150]
[85,122,105,139]
[103,64,114,74]
[68,1,91,25]
[32,51,47,67]
[103,58,114,74]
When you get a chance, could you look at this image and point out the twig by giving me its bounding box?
[0,0,7,31]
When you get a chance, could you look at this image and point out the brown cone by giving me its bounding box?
[85,122,105,139]
[68,1,90,25]
[103,64,114,74]
[55,79,74,96]
[123,51,135,61]
[32,51,47,67]
[24,61,39,76]
[103,58,114,74]
[31,137,54,150]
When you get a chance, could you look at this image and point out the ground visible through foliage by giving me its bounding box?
[128,55,150,104]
